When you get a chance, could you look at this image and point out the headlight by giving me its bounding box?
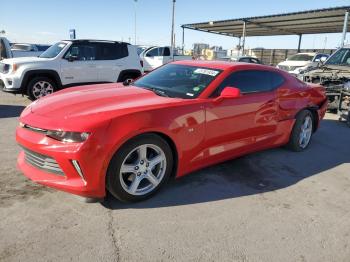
[46,130,90,143]
[12,63,19,73]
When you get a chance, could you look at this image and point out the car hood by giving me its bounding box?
[27,83,183,121]
[1,56,50,64]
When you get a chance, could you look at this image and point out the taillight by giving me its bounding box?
[140,60,143,67]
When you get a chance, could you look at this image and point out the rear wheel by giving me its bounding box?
[106,134,173,202]
[27,77,56,100]
[287,110,314,152]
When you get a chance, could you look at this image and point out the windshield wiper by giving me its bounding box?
[143,87,169,97]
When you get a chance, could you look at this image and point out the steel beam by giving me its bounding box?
[297,34,302,52]
[341,11,349,47]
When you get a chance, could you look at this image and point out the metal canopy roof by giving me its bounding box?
[182,6,350,38]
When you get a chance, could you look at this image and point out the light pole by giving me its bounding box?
[170,0,176,60]
[133,0,137,45]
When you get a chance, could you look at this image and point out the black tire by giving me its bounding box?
[287,110,314,152]
[27,76,56,100]
[106,134,173,202]
[119,74,138,83]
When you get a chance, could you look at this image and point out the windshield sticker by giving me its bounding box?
[186,93,194,97]
[194,68,219,76]
[193,86,201,92]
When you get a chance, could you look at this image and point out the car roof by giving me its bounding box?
[61,39,131,45]
[172,60,270,70]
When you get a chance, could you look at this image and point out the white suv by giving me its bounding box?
[0,39,142,100]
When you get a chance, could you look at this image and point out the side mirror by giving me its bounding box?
[320,57,327,63]
[67,55,78,62]
[123,78,133,86]
[214,87,241,102]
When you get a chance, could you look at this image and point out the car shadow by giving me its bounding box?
[102,118,350,210]
[0,105,25,118]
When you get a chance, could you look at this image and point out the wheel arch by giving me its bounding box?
[295,106,319,132]
[22,70,62,91]
[105,130,180,183]
[117,69,142,82]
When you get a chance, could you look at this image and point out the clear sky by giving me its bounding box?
[1,0,349,50]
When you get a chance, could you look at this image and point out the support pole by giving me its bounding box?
[297,34,302,52]
[241,21,246,56]
[341,11,349,47]
[170,0,176,60]
[182,26,185,54]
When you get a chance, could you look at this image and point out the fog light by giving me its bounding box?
[71,160,87,185]
[6,79,12,85]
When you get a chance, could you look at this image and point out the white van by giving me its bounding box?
[140,46,192,72]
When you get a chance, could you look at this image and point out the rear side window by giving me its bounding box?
[163,47,170,56]
[96,42,128,60]
[214,70,285,96]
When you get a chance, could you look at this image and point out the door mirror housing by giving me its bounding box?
[214,87,241,102]
[67,55,78,62]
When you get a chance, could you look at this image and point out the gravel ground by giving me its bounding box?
[0,91,349,262]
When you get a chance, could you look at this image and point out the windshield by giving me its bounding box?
[137,47,147,55]
[133,64,222,99]
[39,42,67,58]
[11,44,31,51]
[287,54,314,61]
[325,48,350,66]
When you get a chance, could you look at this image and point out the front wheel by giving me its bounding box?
[106,134,173,202]
[27,77,56,100]
[287,110,314,152]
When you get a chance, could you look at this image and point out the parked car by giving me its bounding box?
[219,56,262,64]
[302,45,350,125]
[140,46,191,71]
[277,52,329,76]
[0,37,12,60]
[0,39,143,100]
[16,60,327,202]
[11,43,51,57]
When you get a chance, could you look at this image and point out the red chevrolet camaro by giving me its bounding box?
[16,61,327,202]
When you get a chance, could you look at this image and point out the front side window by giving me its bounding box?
[325,48,350,66]
[134,64,222,99]
[146,48,161,57]
[213,70,284,96]
[64,44,96,61]
[39,42,67,58]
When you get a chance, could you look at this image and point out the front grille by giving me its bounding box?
[23,147,64,176]
[0,79,4,89]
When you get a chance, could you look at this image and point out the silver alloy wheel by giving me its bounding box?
[32,81,54,99]
[119,144,167,196]
[299,115,313,148]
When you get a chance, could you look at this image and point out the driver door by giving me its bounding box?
[60,42,98,85]
[204,70,279,161]
[143,47,164,71]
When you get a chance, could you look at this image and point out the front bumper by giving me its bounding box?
[0,73,22,93]
[16,125,107,198]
